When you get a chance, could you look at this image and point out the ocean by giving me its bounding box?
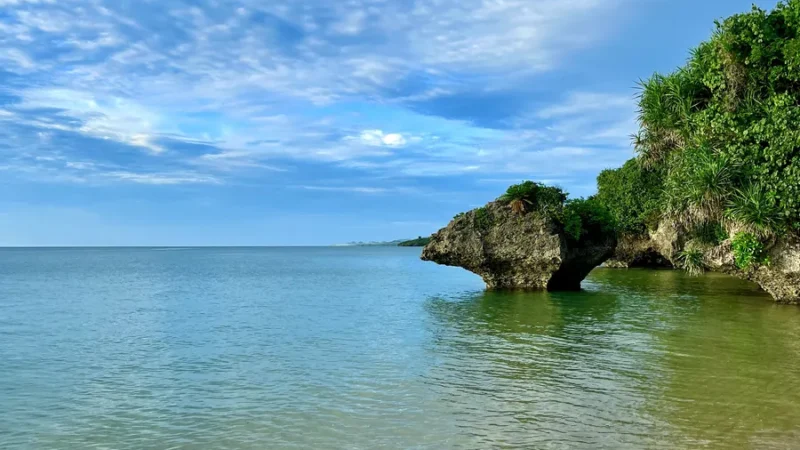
[2,247,799,449]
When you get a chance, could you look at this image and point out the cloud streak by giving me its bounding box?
[0,0,637,193]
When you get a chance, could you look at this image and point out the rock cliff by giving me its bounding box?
[421,202,616,290]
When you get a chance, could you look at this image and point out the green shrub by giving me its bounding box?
[692,221,729,245]
[561,207,584,243]
[559,197,616,243]
[684,148,740,218]
[535,185,569,212]
[725,184,784,237]
[498,181,567,214]
[731,232,769,269]
[678,247,706,276]
[474,207,493,230]
[595,159,663,235]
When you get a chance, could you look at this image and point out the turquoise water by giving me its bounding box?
[2,247,800,449]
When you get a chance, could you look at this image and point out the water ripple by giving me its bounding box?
[1,249,799,449]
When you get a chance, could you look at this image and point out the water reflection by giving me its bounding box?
[4,249,800,449]
[424,269,800,449]
[423,289,662,448]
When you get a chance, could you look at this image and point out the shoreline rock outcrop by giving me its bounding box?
[607,222,800,304]
[421,202,616,291]
[604,234,674,269]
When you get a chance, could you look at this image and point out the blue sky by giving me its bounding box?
[0,0,781,245]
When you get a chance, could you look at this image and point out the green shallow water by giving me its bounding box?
[1,247,799,449]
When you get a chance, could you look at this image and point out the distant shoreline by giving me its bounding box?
[337,236,431,247]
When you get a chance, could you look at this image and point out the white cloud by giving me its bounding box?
[295,185,387,194]
[14,88,166,153]
[294,185,422,195]
[63,32,121,51]
[0,0,634,190]
[194,151,287,172]
[0,48,37,71]
[65,161,96,170]
[104,171,221,185]
[381,133,406,147]
[537,92,634,119]
[357,130,408,147]
[0,0,626,107]
[331,10,367,35]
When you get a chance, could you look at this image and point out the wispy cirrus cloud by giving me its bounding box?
[0,0,637,193]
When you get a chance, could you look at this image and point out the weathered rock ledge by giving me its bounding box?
[603,234,674,269]
[421,202,616,291]
[607,222,800,304]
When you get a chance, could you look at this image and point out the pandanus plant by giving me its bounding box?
[499,181,567,215]
[508,198,532,214]
[499,181,538,215]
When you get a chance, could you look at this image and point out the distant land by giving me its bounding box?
[397,236,431,247]
[334,236,431,247]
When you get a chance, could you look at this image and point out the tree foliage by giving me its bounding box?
[596,1,800,254]
[559,198,616,244]
[595,159,663,235]
[731,232,770,269]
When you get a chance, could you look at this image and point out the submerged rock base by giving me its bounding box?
[707,236,800,305]
[421,202,616,291]
[607,222,800,304]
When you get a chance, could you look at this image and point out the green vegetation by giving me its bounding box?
[725,184,784,238]
[731,232,770,269]
[398,236,432,247]
[448,178,615,244]
[443,2,799,279]
[596,159,663,235]
[495,181,615,243]
[468,180,614,244]
[594,1,800,274]
[474,206,494,230]
[678,247,706,276]
[560,198,616,244]
[692,221,729,246]
[498,181,567,215]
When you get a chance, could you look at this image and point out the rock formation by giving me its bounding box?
[706,235,800,304]
[604,234,674,269]
[421,202,616,291]
[607,222,800,304]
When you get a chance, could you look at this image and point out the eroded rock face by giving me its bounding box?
[421,202,616,291]
[604,234,674,269]
[609,221,800,304]
[705,234,800,304]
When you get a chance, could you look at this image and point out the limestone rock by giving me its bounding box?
[609,221,800,304]
[604,234,674,268]
[421,202,616,291]
[705,235,800,305]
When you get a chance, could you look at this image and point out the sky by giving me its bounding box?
[0,0,782,246]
